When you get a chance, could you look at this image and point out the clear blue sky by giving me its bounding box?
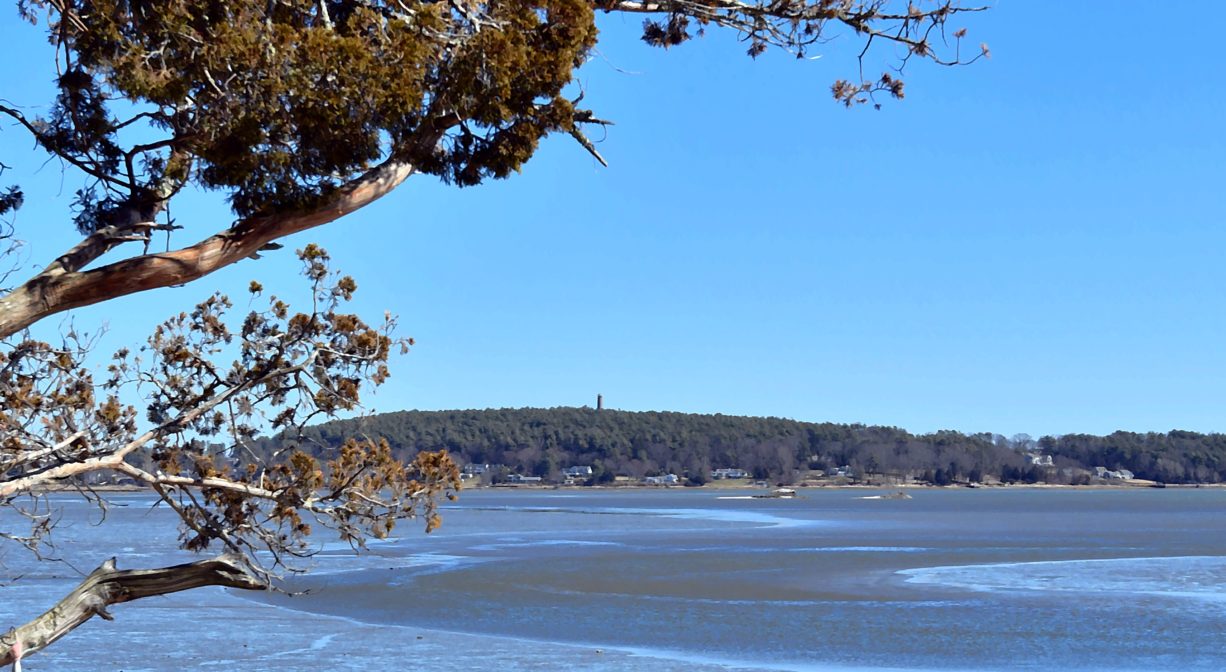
[2,3,1223,439]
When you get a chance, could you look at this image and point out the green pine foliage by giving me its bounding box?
[18,0,596,228]
[252,407,1226,485]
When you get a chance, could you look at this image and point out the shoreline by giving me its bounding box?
[461,480,1226,492]
[27,481,1226,496]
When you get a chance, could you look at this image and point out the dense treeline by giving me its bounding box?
[1040,431,1226,484]
[246,407,1226,485]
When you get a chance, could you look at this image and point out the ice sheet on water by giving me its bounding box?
[593,506,822,529]
[800,546,930,553]
[901,555,1226,604]
[444,501,825,529]
[471,539,624,551]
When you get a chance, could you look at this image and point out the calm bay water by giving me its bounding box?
[3,488,1225,670]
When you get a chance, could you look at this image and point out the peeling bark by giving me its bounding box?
[0,159,416,339]
[0,555,266,667]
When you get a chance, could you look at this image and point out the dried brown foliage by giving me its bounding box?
[1,246,459,579]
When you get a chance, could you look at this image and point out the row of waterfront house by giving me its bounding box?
[461,463,699,486]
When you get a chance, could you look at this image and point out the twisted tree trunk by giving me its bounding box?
[0,555,266,667]
[0,158,417,339]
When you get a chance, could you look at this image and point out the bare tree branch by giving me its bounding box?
[0,157,419,339]
[0,555,266,668]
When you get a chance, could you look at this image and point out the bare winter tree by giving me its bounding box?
[1,244,461,665]
[2,0,989,666]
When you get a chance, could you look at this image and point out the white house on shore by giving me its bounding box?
[712,468,749,480]
[461,463,492,481]
[1094,466,1135,480]
[1027,453,1054,467]
[643,474,680,485]
[562,465,594,485]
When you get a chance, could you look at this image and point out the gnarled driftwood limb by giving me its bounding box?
[0,554,266,667]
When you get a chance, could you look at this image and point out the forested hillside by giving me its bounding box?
[249,408,1226,485]
[1038,431,1226,484]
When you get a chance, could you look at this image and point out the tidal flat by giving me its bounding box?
[4,488,1226,671]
